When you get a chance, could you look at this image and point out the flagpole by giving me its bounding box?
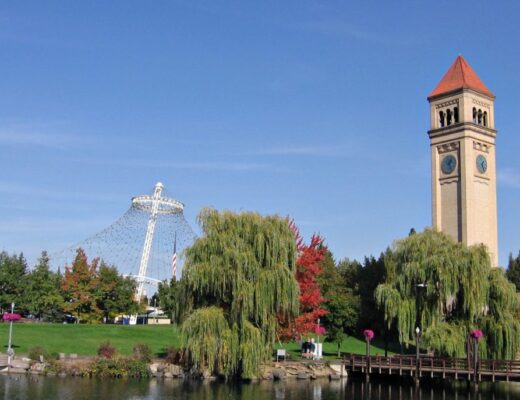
[172,232,177,281]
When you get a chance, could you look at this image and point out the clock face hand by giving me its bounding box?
[476,155,487,173]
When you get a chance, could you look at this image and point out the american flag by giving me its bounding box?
[171,233,177,280]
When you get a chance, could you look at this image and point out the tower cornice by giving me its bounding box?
[428,87,495,103]
[428,122,497,140]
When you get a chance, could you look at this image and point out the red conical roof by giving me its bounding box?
[429,56,494,99]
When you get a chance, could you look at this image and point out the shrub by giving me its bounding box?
[163,346,183,364]
[124,358,151,378]
[132,343,152,362]
[97,341,117,359]
[28,346,50,361]
[45,360,68,375]
[88,358,150,378]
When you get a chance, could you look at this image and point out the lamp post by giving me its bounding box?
[7,303,15,368]
[415,326,421,383]
[317,318,320,344]
[414,283,426,385]
[470,329,484,383]
[363,329,374,382]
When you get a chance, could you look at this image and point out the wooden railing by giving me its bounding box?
[342,353,520,382]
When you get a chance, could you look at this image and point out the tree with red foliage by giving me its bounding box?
[280,221,328,339]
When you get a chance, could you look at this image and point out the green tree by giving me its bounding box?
[179,209,299,378]
[25,251,64,321]
[158,278,181,323]
[0,252,28,312]
[318,251,360,355]
[336,255,387,331]
[358,255,387,332]
[375,229,520,359]
[324,287,360,356]
[97,263,138,322]
[61,248,101,323]
[506,252,520,291]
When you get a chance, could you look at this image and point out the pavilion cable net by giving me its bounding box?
[50,182,197,301]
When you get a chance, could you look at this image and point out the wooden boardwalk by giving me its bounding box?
[343,353,520,382]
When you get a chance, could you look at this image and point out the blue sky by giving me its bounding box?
[1,1,520,268]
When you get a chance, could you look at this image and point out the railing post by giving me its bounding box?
[473,338,479,383]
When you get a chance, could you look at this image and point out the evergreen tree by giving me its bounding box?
[358,254,387,333]
[179,209,299,378]
[506,252,520,291]
[0,252,28,312]
[318,251,360,355]
[375,229,520,359]
[25,251,64,321]
[158,278,181,323]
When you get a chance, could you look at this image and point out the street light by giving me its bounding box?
[7,303,15,368]
[317,318,320,344]
[363,329,374,382]
[415,326,421,359]
[415,283,427,339]
[415,326,421,383]
[470,329,484,383]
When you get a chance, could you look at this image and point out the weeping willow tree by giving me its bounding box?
[375,229,520,359]
[179,209,299,378]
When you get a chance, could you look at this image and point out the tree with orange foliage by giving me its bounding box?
[61,248,102,323]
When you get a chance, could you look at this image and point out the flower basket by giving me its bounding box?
[3,313,21,322]
[363,329,374,341]
[470,329,484,340]
[315,326,326,336]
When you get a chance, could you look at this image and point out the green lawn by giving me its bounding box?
[275,336,392,360]
[0,324,181,357]
[0,323,392,359]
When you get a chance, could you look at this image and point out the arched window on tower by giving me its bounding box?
[478,109,483,125]
[454,107,459,123]
[446,109,452,126]
[439,111,445,128]
[473,107,477,124]
[483,111,488,127]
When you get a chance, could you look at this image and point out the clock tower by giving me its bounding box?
[428,56,498,265]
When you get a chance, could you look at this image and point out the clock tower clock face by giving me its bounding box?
[476,154,487,173]
[441,154,457,174]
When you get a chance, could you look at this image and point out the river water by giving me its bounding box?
[1,375,519,400]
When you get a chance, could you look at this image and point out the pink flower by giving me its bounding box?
[315,326,326,335]
[470,329,484,339]
[363,329,374,340]
[3,313,21,322]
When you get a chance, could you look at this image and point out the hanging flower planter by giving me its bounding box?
[363,329,374,341]
[2,313,21,322]
[315,325,326,336]
[470,329,484,340]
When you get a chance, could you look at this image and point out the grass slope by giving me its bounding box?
[0,323,390,358]
[276,336,391,360]
[0,324,180,357]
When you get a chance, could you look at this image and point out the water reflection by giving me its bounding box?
[1,375,520,400]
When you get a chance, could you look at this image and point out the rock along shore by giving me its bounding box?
[1,355,347,381]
